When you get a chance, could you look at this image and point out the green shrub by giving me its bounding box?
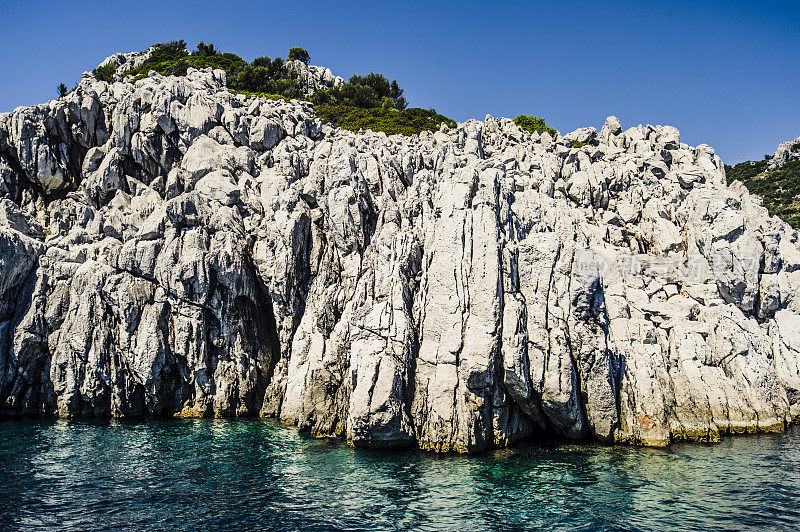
[92,63,117,82]
[315,104,455,136]
[288,46,310,64]
[57,83,68,98]
[124,43,191,79]
[168,59,189,76]
[571,140,590,148]
[311,73,407,110]
[250,56,287,78]
[195,41,217,56]
[163,40,186,51]
[233,57,302,96]
[513,115,558,138]
[230,90,300,103]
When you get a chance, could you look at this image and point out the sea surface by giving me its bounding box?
[1,419,799,531]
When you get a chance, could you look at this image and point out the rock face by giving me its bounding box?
[2,65,800,452]
[285,60,343,96]
[770,135,800,169]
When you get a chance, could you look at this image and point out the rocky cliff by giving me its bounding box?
[2,62,800,452]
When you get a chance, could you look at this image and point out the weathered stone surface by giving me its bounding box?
[769,134,800,169]
[286,60,344,96]
[2,63,800,453]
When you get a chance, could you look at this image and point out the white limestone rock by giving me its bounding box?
[1,62,800,453]
[286,60,344,96]
[769,134,800,169]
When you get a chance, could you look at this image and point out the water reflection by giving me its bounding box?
[1,419,799,530]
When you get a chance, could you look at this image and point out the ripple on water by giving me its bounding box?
[1,419,800,530]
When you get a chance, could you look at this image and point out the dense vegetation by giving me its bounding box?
[107,41,454,135]
[513,115,558,139]
[725,156,800,229]
[307,72,452,135]
[315,105,456,136]
[233,56,303,98]
[312,73,408,110]
[92,63,117,83]
[725,158,769,183]
[288,47,310,64]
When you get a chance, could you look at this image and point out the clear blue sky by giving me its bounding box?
[1,0,798,163]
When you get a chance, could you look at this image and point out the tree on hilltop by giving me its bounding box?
[196,42,217,56]
[288,46,310,64]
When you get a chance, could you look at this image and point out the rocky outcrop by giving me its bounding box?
[770,135,800,169]
[2,64,800,451]
[91,47,157,83]
[285,60,343,96]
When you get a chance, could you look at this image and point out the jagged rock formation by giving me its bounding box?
[285,59,343,96]
[2,64,800,452]
[770,135,800,169]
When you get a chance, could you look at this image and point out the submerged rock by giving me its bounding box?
[1,66,800,452]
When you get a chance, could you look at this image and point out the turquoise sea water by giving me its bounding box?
[1,419,799,531]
